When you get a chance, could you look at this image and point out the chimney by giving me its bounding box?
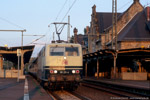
[92,5,96,14]
[147,7,150,21]
[86,26,89,34]
[134,0,139,3]
[73,27,78,43]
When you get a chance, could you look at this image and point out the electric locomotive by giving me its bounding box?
[29,43,83,90]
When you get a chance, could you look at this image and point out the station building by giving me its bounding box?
[82,0,150,80]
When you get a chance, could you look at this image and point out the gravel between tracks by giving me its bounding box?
[75,85,118,100]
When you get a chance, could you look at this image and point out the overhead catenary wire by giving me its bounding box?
[47,0,77,42]
[27,24,52,45]
[55,0,68,21]
[60,0,77,23]
[0,16,25,30]
[29,27,52,57]
[54,0,77,39]
[29,35,45,44]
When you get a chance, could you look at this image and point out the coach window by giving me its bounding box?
[65,47,79,56]
[50,47,64,56]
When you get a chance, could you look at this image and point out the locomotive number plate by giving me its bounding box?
[60,71,69,74]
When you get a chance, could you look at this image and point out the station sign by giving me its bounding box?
[17,49,21,56]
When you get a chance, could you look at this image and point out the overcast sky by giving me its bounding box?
[0,0,149,56]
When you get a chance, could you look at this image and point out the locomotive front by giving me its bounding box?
[44,43,83,90]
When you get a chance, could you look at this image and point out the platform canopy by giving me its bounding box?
[83,48,150,59]
[0,45,35,65]
[83,48,150,73]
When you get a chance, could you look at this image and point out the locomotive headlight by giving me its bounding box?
[54,70,57,74]
[64,56,66,59]
[72,70,75,74]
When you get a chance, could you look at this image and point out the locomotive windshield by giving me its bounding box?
[65,47,79,56]
[50,46,79,56]
[50,47,64,56]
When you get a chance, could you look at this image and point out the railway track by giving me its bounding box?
[47,90,90,100]
[81,80,150,100]
[30,75,89,100]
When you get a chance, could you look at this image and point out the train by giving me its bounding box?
[28,43,83,90]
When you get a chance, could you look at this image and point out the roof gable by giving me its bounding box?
[118,8,150,41]
[96,12,121,33]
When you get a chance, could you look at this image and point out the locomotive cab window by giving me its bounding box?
[65,47,79,56]
[50,47,64,56]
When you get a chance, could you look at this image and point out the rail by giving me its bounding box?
[81,80,150,99]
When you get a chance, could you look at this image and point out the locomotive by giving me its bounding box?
[29,43,83,90]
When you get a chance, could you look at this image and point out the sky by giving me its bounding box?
[0,0,149,57]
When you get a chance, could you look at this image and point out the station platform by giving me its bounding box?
[83,77,150,91]
[0,75,52,100]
